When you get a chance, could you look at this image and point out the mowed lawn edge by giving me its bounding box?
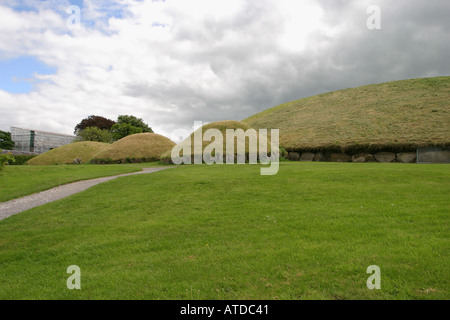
[0,163,448,299]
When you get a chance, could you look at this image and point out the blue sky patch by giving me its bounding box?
[0,56,56,94]
[7,1,128,30]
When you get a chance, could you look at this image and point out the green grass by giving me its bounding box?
[244,76,450,151]
[0,163,448,299]
[0,163,162,203]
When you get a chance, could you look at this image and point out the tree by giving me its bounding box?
[110,115,153,141]
[75,127,113,143]
[111,123,143,141]
[74,115,116,135]
[116,115,153,132]
[0,131,15,150]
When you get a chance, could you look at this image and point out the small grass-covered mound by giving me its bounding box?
[244,76,450,152]
[27,141,109,165]
[91,133,175,164]
[161,120,272,163]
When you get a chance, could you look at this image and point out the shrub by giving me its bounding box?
[9,155,36,165]
[279,146,288,159]
[89,156,158,165]
[0,154,15,171]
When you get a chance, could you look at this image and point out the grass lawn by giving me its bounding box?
[0,163,162,203]
[0,162,448,299]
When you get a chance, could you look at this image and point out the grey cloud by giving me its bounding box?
[1,0,449,137]
[134,0,450,132]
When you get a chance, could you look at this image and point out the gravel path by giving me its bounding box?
[0,167,172,221]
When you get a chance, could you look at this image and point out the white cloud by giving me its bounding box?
[0,0,449,142]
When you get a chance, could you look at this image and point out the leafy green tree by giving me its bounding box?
[116,115,152,132]
[0,131,15,150]
[111,123,143,141]
[76,127,113,143]
[110,115,153,141]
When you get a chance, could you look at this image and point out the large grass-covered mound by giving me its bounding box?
[91,133,175,163]
[27,141,109,165]
[243,76,450,152]
[161,120,272,163]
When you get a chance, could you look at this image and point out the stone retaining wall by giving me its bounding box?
[287,148,450,163]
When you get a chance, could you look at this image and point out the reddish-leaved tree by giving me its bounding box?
[74,115,116,135]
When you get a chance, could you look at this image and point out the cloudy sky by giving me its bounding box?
[0,0,449,142]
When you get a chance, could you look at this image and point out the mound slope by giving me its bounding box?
[91,133,175,163]
[27,141,109,165]
[243,77,450,152]
[161,120,271,163]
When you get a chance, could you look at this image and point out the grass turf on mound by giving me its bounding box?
[0,163,448,299]
[243,76,450,152]
[27,141,109,165]
[91,133,175,163]
[161,120,271,161]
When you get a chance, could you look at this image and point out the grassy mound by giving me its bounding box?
[91,133,175,163]
[161,120,272,163]
[243,76,450,152]
[27,141,109,165]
